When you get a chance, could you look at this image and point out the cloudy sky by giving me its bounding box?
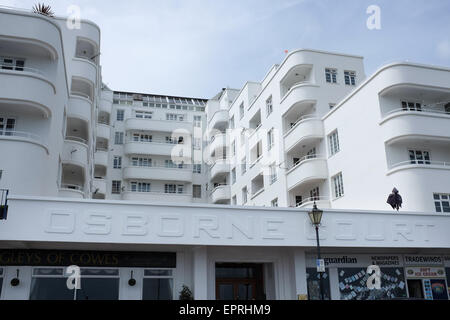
[2,0,449,98]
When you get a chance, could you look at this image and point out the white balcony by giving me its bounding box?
[280,83,319,115]
[71,57,97,86]
[0,67,54,118]
[93,179,107,196]
[124,140,179,157]
[94,150,108,167]
[296,197,331,209]
[123,166,193,182]
[286,156,328,190]
[68,96,92,122]
[62,139,88,167]
[387,160,450,175]
[209,109,229,132]
[96,123,111,140]
[58,184,85,199]
[284,116,324,152]
[380,109,450,144]
[210,159,230,180]
[209,134,227,156]
[210,185,231,204]
[125,118,192,134]
[0,131,48,154]
[122,191,192,203]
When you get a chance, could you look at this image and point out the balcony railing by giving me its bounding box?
[0,64,46,77]
[285,114,318,135]
[288,154,324,171]
[295,196,330,208]
[65,136,88,145]
[71,91,92,101]
[389,160,450,170]
[384,107,450,118]
[129,163,191,170]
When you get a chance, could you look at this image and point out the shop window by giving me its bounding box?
[338,267,407,300]
[29,268,120,300]
[142,269,174,300]
[306,268,331,300]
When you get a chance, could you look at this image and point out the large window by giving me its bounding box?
[135,111,153,119]
[333,172,344,199]
[328,130,340,156]
[434,193,450,213]
[131,157,152,167]
[344,71,356,86]
[402,101,422,112]
[114,132,124,145]
[131,182,151,193]
[29,268,120,300]
[325,68,337,83]
[116,109,125,121]
[165,184,184,194]
[132,133,152,142]
[166,113,185,122]
[113,156,122,169]
[409,150,431,165]
[142,269,174,300]
[266,96,273,117]
[193,164,201,174]
[0,117,16,135]
[0,57,25,71]
[112,180,121,194]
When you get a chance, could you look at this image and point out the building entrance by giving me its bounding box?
[215,263,265,300]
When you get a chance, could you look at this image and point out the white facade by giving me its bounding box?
[0,7,449,301]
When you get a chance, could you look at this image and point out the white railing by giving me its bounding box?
[126,138,184,145]
[281,81,313,100]
[0,130,44,143]
[65,136,88,145]
[295,196,330,207]
[71,91,92,101]
[384,107,450,118]
[288,154,325,171]
[60,184,84,191]
[124,190,189,196]
[285,114,319,135]
[127,163,191,170]
[0,64,46,77]
[389,160,450,170]
[210,184,229,194]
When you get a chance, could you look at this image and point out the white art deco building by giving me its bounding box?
[0,7,449,300]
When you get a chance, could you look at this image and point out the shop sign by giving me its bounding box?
[369,255,402,266]
[405,267,446,278]
[404,255,443,266]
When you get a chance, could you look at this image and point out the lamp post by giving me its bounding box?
[308,202,324,300]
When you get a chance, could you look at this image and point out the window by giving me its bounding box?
[270,164,277,184]
[114,132,124,145]
[193,138,202,150]
[434,193,450,213]
[401,101,422,112]
[193,185,202,198]
[135,111,153,119]
[112,181,121,194]
[116,109,125,121]
[242,186,248,204]
[232,195,237,205]
[166,113,185,121]
[230,116,235,129]
[131,182,151,192]
[231,168,236,185]
[266,96,273,116]
[241,157,247,175]
[328,130,340,156]
[310,187,320,201]
[132,133,152,142]
[409,150,431,165]
[344,71,356,86]
[142,269,174,300]
[113,156,122,169]
[165,160,184,169]
[333,173,344,198]
[131,157,152,167]
[231,140,236,156]
[194,116,202,127]
[165,184,184,194]
[0,117,16,135]
[193,164,202,174]
[267,128,275,150]
[271,198,278,207]
[325,68,337,83]
[239,103,245,119]
[0,57,25,71]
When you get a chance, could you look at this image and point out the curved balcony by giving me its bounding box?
[71,57,97,86]
[93,178,107,196]
[209,133,227,156]
[380,109,450,144]
[124,140,181,157]
[0,131,48,154]
[208,109,229,132]
[96,123,111,140]
[286,156,328,191]
[387,160,450,176]
[0,11,60,59]
[0,67,55,118]
[122,191,192,203]
[62,139,88,167]
[125,118,192,134]
[284,116,324,152]
[77,21,101,49]
[296,197,331,209]
[211,185,231,204]
[123,166,193,182]
[68,96,92,122]
[280,83,319,115]
[210,159,230,180]
[94,150,108,167]
[58,184,85,199]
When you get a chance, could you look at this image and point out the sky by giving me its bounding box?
[1,0,449,98]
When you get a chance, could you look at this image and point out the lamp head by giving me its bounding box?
[308,202,323,226]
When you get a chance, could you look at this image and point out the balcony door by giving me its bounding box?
[215,263,265,300]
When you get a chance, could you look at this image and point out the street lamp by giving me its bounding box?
[308,202,324,300]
